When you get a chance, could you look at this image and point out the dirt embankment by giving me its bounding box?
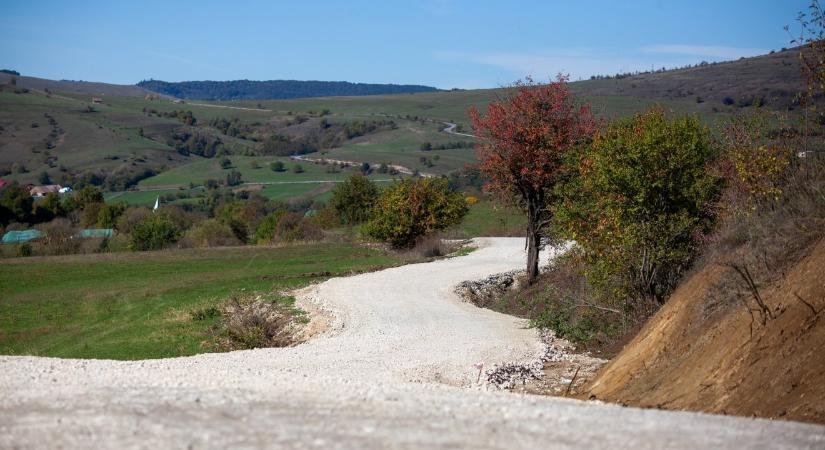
[582,238,825,424]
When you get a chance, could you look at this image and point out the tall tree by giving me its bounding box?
[469,76,597,284]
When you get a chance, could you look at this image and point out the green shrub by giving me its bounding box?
[365,178,468,248]
[186,219,241,247]
[80,202,103,227]
[15,243,32,257]
[254,211,287,243]
[96,203,125,229]
[116,207,152,233]
[225,170,243,186]
[556,107,722,307]
[330,174,378,225]
[0,182,33,224]
[128,213,181,251]
[270,161,285,172]
[275,212,323,242]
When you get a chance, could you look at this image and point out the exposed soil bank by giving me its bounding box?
[582,239,825,425]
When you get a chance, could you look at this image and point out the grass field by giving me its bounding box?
[137,155,394,188]
[104,188,203,205]
[0,243,403,360]
[450,199,526,237]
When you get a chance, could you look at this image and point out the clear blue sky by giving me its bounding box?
[0,0,810,89]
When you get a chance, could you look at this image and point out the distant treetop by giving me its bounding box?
[136,79,439,101]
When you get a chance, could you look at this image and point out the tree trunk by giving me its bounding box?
[525,200,541,285]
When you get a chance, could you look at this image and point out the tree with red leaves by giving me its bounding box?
[469,76,597,284]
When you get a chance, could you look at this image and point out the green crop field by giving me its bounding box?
[0,242,403,360]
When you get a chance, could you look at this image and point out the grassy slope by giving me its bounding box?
[0,242,401,360]
[0,90,179,180]
[451,199,526,237]
[138,155,393,188]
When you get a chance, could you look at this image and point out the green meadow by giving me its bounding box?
[0,243,402,360]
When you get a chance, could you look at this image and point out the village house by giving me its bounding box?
[29,184,62,197]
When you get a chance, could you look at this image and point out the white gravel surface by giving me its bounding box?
[1,237,824,449]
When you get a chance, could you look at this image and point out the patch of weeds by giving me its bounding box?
[491,255,625,353]
[530,306,605,345]
[190,306,221,321]
[204,291,307,351]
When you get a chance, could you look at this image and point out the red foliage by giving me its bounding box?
[469,76,597,199]
[469,76,597,283]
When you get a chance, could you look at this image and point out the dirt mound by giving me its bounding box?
[582,238,825,424]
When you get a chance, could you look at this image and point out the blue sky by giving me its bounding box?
[0,0,809,89]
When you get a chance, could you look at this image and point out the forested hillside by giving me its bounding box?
[137,79,439,100]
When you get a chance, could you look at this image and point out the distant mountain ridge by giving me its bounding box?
[136,79,439,100]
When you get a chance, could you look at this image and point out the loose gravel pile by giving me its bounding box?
[454,269,523,308]
[1,238,823,449]
[485,329,608,391]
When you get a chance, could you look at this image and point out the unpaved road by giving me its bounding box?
[1,238,823,449]
[441,121,477,138]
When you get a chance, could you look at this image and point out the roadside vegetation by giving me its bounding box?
[467,23,824,357]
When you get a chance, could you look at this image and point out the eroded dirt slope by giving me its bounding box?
[583,239,825,424]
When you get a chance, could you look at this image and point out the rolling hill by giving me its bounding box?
[0,73,158,97]
[0,46,812,206]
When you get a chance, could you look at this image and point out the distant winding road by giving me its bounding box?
[1,238,823,449]
[441,121,477,138]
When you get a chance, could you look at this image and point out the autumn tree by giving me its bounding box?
[469,76,597,284]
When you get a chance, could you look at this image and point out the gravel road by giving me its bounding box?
[1,238,823,449]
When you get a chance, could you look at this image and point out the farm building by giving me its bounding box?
[29,185,63,197]
[1,229,42,244]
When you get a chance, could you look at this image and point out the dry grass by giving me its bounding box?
[203,292,306,351]
[701,156,825,324]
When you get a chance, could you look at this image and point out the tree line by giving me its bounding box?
[137,79,439,101]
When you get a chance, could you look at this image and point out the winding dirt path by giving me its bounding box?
[1,238,823,449]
